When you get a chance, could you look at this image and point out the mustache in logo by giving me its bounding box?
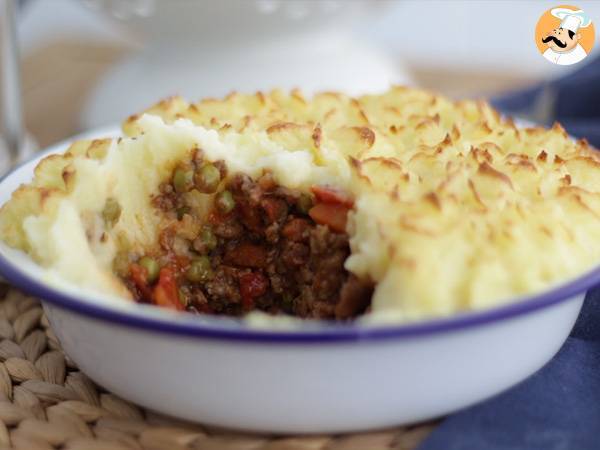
[542,35,567,48]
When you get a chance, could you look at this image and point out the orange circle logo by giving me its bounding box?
[535,5,595,65]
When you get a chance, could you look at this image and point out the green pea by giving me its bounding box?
[296,193,313,214]
[215,190,236,214]
[186,256,213,283]
[199,227,218,252]
[139,256,160,283]
[173,168,194,193]
[102,198,121,227]
[194,163,221,194]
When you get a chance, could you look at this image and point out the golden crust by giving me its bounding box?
[2,87,600,321]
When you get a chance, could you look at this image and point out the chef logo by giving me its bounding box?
[535,5,595,65]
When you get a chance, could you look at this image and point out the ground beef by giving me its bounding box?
[125,165,373,320]
[213,220,244,240]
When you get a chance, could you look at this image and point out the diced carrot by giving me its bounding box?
[310,185,354,207]
[129,264,153,300]
[153,267,184,311]
[225,242,268,268]
[309,203,350,233]
[282,218,310,242]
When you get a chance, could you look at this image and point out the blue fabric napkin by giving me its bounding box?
[418,57,600,450]
[489,56,600,146]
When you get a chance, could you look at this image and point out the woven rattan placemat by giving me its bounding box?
[0,284,436,450]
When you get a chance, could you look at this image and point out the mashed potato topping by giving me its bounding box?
[1,88,600,322]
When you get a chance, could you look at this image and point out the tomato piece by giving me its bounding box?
[238,202,262,232]
[152,267,184,311]
[207,211,221,225]
[282,218,310,242]
[309,203,350,233]
[310,185,353,207]
[225,242,268,268]
[207,210,235,226]
[261,197,287,223]
[239,272,269,309]
[129,264,153,300]
[173,255,191,272]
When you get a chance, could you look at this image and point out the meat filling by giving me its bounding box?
[117,154,373,320]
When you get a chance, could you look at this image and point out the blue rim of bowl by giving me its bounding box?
[0,131,599,343]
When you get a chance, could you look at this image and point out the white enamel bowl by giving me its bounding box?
[0,129,598,434]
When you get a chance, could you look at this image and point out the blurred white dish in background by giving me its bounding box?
[80,0,411,128]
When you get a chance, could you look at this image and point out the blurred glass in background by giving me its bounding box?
[5,0,600,147]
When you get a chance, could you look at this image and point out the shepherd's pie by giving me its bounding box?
[1,88,599,322]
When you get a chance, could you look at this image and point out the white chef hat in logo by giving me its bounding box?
[551,8,592,33]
